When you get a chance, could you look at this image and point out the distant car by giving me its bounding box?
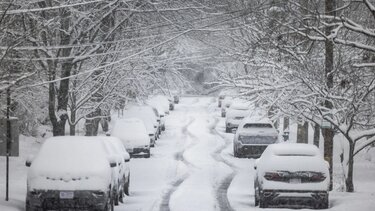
[123,106,159,147]
[254,143,330,209]
[173,95,179,104]
[100,137,131,205]
[221,96,232,117]
[168,98,175,110]
[233,117,278,158]
[149,103,166,131]
[25,136,116,211]
[148,95,170,115]
[225,101,251,133]
[111,118,151,158]
[218,94,225,107]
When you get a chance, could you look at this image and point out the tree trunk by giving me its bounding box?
[69,110,76,136]
[85,108,101,136]
[323,0,336,191]
[297,121,308,143]
[313,123,320,147]
[346,142,355,192]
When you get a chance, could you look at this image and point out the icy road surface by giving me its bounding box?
[1,96,375,211]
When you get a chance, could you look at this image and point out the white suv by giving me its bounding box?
[26,136,116,211]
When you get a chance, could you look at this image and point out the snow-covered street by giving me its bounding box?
[1,96,375,211]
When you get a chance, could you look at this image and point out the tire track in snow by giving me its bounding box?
[159,116,196,211]
[209,116,236,211]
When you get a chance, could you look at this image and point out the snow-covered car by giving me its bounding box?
[173,95,180,104]
[221,96,232,117]
[148,95,170,115]
[111,118,151,158]
[225,101,251,133]
[100,137,131,205]
[254,143,330,209]
[233,117,278,158]
[218,94,225,107]
[123,106,159,146]
[149,103,166,131]
[168,98,175,110]
[25,136,116,211]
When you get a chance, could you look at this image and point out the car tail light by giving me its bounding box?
[308,172,326,182]
[92,191,105,198]
[263,171,289,182]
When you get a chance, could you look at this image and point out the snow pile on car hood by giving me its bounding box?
[27,136,111,191]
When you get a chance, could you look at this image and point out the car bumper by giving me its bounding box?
[26,190,109,210]
[261,189,328,208]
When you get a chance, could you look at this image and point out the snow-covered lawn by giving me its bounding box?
[1,96,375,210]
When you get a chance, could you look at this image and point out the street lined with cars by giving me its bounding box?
[15,96,373,210]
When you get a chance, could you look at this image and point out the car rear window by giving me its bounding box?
[238,135,277,144]
[243,123,273,128]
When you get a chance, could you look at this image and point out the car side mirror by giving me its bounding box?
[25,160,32,167]
[124,153,130,162]
[25,155,34,167]
[109,156,117,168]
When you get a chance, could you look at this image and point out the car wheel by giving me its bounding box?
[113,189,119,206]
[162,125,166,131]
[225,127,231,133]
[124,176,130,196]
[316,195,329,209]
[233,145,238,157]
[144,150,151,158]
[259,192,268,208]
[254,187,260,206]
[25,201,35,211]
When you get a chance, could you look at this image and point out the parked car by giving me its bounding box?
[148,95,170,115]
[173,95,180,104]
[221,96,232,117]
[123,106,159,146]
[225,101,251,133]
[149,103,166,131]
[254,143,330,209]
[168,98,175,110]
[25,136,116,211]
[100,137,131,205]
[111,118,151,158]
[233,116,278,158]
[218,94,225,107]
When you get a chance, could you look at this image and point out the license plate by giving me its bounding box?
[60,191,74,199]
[289,178,301,184]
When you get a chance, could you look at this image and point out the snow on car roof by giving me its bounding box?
[112,118,148,136]
[268,142,320,157]
[29,136,111,181]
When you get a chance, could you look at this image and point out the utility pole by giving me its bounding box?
[6,87,11,201]
[323,0,336,191]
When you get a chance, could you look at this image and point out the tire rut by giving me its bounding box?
[210,117,236,211]
[159,116,196,211]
